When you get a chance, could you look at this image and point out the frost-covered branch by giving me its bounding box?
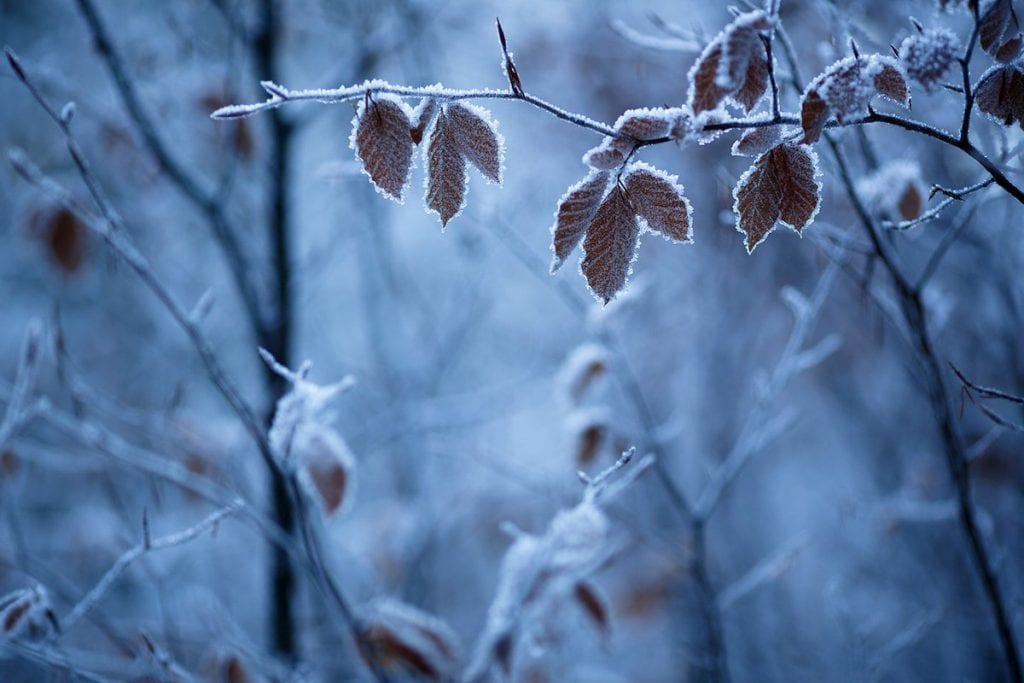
[0,323,45,453]
[61,503,242,632]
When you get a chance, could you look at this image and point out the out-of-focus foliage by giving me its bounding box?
[1,0,1022,681]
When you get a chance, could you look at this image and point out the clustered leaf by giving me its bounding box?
[688,10,773,114]
[799,55,911,143]
[551,163,692,302]
[425,103,504,227]
[733,143,821,253]
[350,94,503,227]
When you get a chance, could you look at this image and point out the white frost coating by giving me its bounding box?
[564,406,611,438]
[624,161,694,243]
[807,55,910,118]
[899,29,961,92]
[263,350,356,461]
[693,110,727,145]
[347,94,416,204]
[716,10,773,89]
[857,159,927,220]
[613,106,687,140]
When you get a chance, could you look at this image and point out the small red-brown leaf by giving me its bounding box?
[874,63,911,107]
[581,185,641,302]
[897,183,924,221]
[732,51,769,112]
[576,424,606,465]
[624,162,693,242]
[296,426,354,516]
[799,91,829,144]
[447,102,503,184]
[899,29,960,91]
[995,34,1024,63]
[574,582,610,637]
[224,655,252,683]
[732,123,787,157]
[425,109,468,227]
[32,207,87,274]
[689,43,727,114]
[582,137,632,170]
[364,625,440,679]
[616,110,672,140]
[799,56,909,143]
[717,11,772,90]
[551,171,611,272]
[688,11,771,114]
[975,65,1024,128]
[734,143,821,252]
[410,98,437,145]
[979,0,1013,53]
[352,95,415,202]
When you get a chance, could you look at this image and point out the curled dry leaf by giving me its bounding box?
[582,137,632,170]
[688,10,772,114]
[351,95,415,202]
[733,143,821,253]
[554,163,692,301]
[424,103,504,227]
[975,64,1024,128]
[800,55,910,143]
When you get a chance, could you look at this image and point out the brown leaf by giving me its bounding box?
[624,163,693,242]
[582,137,632,170]
[873,63,911,106]
[352,95,415,201]
[33,207,86,274]
[306,458,348,516]
[996,34,1024,63]
[576,423,606,465]
[364,625,440,679]
[900,29,960,91]
[897,183,924,221]
[551,171,611,272]
[689,43,728,114]
[732,123,787,157]
[980,0,1012,53]
[975,65,1024,128]
[732,52,770,112]
[425,109,468,227]
[574,582,610,637]
[799,56,910,143]
[799,91,829,145]
[616,110,672,140]
[0,450,16,477]
[688,11,771,114]
[733,143,821,252]
[581,185,641,302]
[447,103,503,184]
[410,98,437,145]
